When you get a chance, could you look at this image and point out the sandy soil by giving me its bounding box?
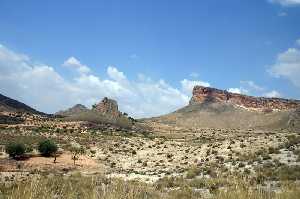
[0,152,103,172]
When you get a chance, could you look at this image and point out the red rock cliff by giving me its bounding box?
[190,86,300,111]
[93,97,121,117]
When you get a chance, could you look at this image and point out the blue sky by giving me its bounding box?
[0,0,300,117]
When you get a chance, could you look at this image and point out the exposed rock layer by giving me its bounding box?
[93,97,121,117]
[190,86,300,111]
[146,86,300,130]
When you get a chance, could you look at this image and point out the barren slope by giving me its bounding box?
[146,86,300,130]
[149,101,295,130]
[0,93,45,115]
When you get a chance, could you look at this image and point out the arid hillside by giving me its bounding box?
[0,90,300,199]
[146,86,300,130]
[0,93,45,115]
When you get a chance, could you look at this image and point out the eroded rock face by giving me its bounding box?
[93,97,121,117]
[190,86,300,111]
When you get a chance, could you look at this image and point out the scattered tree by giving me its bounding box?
[70,142,85,165]
[25,145,33,153]
[128,117,136,123]
[5,142,26,159]
[38,140,58,162]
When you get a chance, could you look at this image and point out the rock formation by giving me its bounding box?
[147,85,300,130]
[190,86,300,111]
[93,97,121,117]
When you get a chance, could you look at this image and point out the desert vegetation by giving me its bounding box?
[0,94,300,198]
[1,174,300,199]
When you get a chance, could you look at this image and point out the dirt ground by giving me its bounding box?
[0,152,103,173]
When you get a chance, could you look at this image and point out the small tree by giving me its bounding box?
[70,142,85,165]
[38,139,58,157]
[5,142,26,159]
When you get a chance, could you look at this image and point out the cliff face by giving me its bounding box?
[190,86,300,111]
[93,97,121,117]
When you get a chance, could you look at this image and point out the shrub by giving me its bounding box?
[90,150,96,154]
[25,145,34,153]
[268,147,280,154]
[238,162,245,168]
[277,165,300,181]
[186,166,201,179]
[38,140,58,157]
[5,142,26,159]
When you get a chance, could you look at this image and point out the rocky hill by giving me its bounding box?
[92,97,121,118]
[190,86,300,111]
[147,86,300,130]
[55,104,88,116]
[0,93,45,115]
[59,97,135,129]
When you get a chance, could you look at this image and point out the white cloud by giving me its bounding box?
[263,90,282,98]
[240,80,264,91]
[129,54,138,60]
[107,66,127,82]
[228,81,284,98]
[0,44,206,118]
[180,79,210,94]
[268,48,300,88]
[269,0,300,6]
[189,72,199,78]
[227,88,248,94]
[227,80,263,95]
[296,38,300,46]
[278,12,287,16]
[63,56,91,74]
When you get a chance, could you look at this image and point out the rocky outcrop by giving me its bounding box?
[93,97,121,117]
[190,86,300,111]
[55,104,88,116]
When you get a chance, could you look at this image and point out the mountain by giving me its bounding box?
[190,86,299,111]
[56,97,122,118]
[58,97,133,128]
[55,104,88,116]
[147,86,300,130]
[0,93,45,115]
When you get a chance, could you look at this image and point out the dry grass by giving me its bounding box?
[1,175,300,199]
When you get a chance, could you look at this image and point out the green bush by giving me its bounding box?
[186,166,201,179]
[5,142,26,159]
[38,140,58,157]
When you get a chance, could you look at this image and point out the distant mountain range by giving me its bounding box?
[55,104,88,117]
[1,86,300,130]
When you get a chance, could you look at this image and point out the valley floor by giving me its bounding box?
[0,118,300,198]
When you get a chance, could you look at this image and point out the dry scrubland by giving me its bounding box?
[0,112,300,198]
[2,174,300,199]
